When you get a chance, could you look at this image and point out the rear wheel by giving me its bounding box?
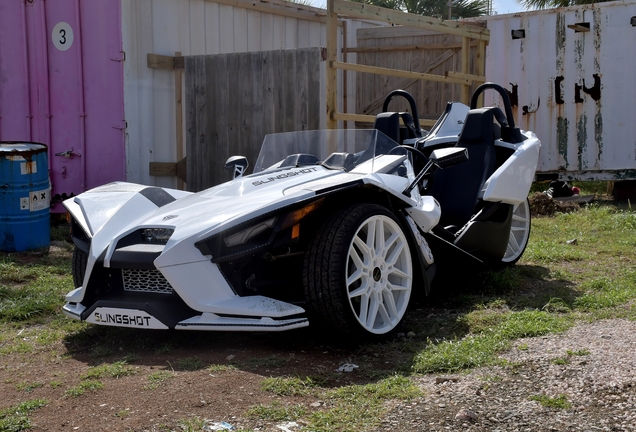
[303,203,413,338]
[501,198,531,265]
[72,246,88,288]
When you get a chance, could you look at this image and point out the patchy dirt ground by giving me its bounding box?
[0,323,410,431]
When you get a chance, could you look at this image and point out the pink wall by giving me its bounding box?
[0,0,125,210]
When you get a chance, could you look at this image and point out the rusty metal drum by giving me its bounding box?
[0,142,50,251]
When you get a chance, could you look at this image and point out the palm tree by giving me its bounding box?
[352,0,489,19]
[519,0,601,9]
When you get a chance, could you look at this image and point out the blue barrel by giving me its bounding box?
[0,142,50,252]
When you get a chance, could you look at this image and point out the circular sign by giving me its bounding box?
[52,22,74,51]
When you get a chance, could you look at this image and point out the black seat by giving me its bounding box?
[373,112,422,145]
[428,107,501,228]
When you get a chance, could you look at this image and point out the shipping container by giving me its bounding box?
[0,0,373,210]
[483,0,636,180]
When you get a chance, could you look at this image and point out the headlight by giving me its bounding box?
[141,228,174,243]
[224,217,277,247]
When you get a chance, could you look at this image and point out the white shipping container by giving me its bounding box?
[484,0,636,180]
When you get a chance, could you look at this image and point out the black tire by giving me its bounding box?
[303,203,413,338]
[72,246,88,288]
[501,198,531,266]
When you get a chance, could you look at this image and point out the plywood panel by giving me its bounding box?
[185,48,324,190]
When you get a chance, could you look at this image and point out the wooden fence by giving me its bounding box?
[353,26,485,123]
[326,0,489,129]
[184,47,323,191]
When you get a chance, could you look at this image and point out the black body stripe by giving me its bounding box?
[139,187,176,207]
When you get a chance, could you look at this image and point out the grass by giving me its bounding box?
[528,394,572,409]
[246,401,306,421]
[64,379,104,398]
[2,193,636,431]
[145,371,174,390]
[0,399,48,432]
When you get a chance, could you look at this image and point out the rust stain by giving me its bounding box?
[557,116,569,169]
[577,114,587,170]
[595,102,603,168]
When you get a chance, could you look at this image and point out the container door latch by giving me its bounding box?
[55,148,82,159]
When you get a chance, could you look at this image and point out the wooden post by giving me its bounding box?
[342,20,348,129]
[326,0,338,129]
[476,40,486,107]
[461,37,470,104]
[175,52,184,189]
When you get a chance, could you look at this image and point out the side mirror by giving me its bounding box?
[429,147,468,169]
[225,156,249,179]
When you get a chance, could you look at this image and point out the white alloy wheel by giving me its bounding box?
[502,198,531,264]
[346,214,413,334]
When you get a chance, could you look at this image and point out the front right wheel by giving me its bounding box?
[303,203,413,338]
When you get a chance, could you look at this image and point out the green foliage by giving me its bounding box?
[174,357,204,371]
[528,394,571,409]
[81,361,137,380]
[65,380,104,398]
[246,355,289,368]
[261,376,320,396]
[0,399,47,432]
[246,401,306,421]
[351,0,488,19]
[146,371,174,390]
[177,416,206,432]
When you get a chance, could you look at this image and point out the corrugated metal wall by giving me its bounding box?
[485,1,636,179]
[121,0,376,189]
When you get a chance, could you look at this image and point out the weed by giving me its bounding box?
[246,401,306,421]
[566,349,590,356]
[49,380,64,389]
[551,357,570,365]
[517,343,529,351]
[246,355,289,368]
[146,371,174,390]
[16,381,44,392]
[174,357,204,371]
[65,380,104,398]
[207,364,238,373]
[528,394,571,409]
[0,399,47,432]
[82,361,137,380]
[177,416,206,432]
[261,376,319,396]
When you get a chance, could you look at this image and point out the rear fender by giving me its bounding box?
[482,134,541,205]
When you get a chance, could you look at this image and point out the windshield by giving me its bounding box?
[253,129,405,175]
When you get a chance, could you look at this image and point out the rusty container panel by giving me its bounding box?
[484,2,636,180]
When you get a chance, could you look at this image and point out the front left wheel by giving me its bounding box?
[303,203,413,338]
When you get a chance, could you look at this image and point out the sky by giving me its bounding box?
[306,0,526,15]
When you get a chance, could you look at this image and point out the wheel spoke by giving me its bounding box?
[353,236,372,263]
[382,290,399,322]
[374,218,385,255]
[366,294,380,328]
[348,279,370,299]
[512,214,528,223]
[386,281,410,291]
[508,230,520,253]
[387,266,410,280]
[385,238,405,266]
[365,219,376,250]
[358,292,371,324]
[346,268,364,287]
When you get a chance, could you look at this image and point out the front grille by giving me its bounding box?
[122,269,173,294]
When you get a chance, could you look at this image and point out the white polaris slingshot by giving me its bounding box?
[63,83,540,338]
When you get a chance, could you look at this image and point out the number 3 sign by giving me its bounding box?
[52,22,74,51]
